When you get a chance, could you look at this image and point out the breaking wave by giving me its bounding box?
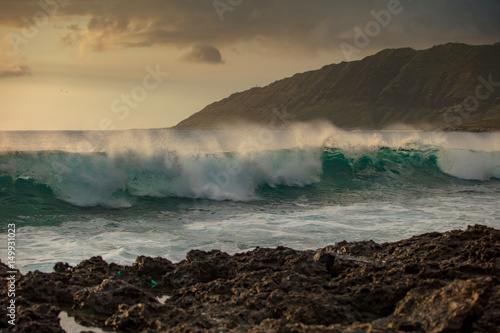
[0,145,499,208]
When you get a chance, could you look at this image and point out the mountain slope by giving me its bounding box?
[175,42,500,131]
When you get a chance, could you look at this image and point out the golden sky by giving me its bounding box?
[0,0,499,130]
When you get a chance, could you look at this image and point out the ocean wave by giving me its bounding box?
[1,145,498,208]
[436,149,500,181]
[0,149,322,207]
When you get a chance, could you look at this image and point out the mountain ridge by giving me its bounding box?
[175,42,500,131]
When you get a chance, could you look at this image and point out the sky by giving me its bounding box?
[0,0,499,131]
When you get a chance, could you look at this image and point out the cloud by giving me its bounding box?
[181,44,224,64]
[0,36,31,78]
[0,64,31,78]
[0,0,499,59]
[79,16,132,52]
[59,23,82,46]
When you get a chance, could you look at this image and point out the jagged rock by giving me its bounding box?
[69,256,118,287]
[105,303,168,332]
[313,251,385,276]
[375,277,496,331]
[104,302,209,332]
[73,279,158,317]
[53,262,72,273]
[12,304,64,333]
[132,255,175,280]
[5,224,499,332]
[18,270,75,305]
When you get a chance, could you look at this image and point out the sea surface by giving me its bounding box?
[1,125,499,273]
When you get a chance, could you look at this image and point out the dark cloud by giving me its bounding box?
[181,44,224,64]
[58,23,83,46]
[1,0,499,58]
[66,23,81,32]
[0,64,31,78]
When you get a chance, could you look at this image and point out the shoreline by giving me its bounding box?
[1,224,499,332]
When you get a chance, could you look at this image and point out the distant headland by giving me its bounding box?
[175,42,500,132]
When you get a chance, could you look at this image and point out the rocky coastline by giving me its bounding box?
[1,224,499,332]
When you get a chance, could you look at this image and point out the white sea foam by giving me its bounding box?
[436,149,500,180]
[9,193,500,273]
[0,126,499,207]
[2,126,499,275]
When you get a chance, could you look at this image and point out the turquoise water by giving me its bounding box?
[1,127,499,272]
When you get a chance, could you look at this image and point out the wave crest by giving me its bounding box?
[0,149,323,207]
[1,128,499,207]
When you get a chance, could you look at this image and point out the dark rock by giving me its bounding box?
[104,302,208,332]
[69,256,114,287]
[313,251,385,276]
[10,224,500,332]
[13,304,64,333]
[53,262,72,273]
[18,270,74,304]
[73,279,158,318]
[132,255,175,280]
[105,303,167,332]
[376,276,496,332]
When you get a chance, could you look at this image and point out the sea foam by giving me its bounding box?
[0,125,498,207]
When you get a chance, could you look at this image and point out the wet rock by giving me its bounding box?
[18,270,74,305]
[313,251,385,276]
[69,256,118,287]
[473,284,500,332]
[53,262,72,273]
[105,302,167,332]
[377,276,496,331]
[251,319,394,332]
[73,279,158,318]
[132,255,175,280]
[9,224,500,332]
[13,304,64,333]
[104,302,209,332]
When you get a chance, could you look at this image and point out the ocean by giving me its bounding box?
[1,125,499,273]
